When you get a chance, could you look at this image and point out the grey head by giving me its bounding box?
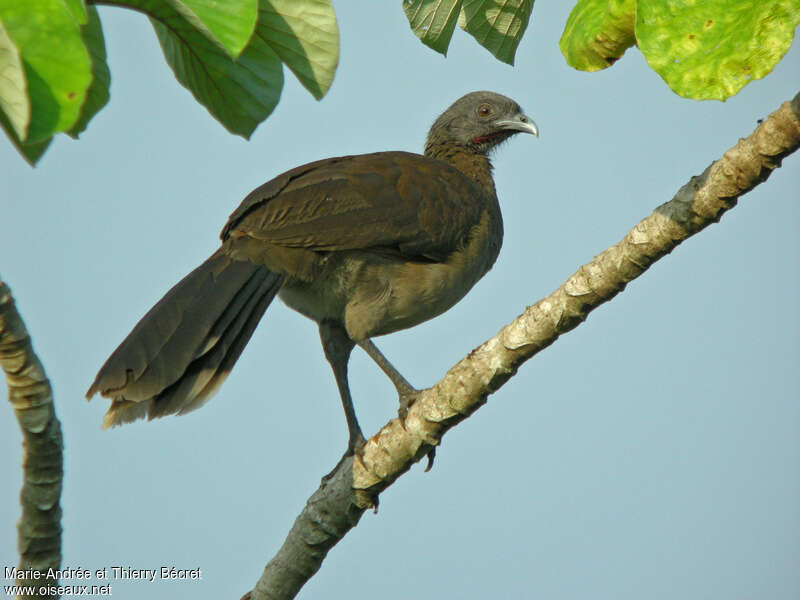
[426,91,539,155]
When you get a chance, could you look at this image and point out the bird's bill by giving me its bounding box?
[496,114,539,137]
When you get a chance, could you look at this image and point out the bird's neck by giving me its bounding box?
[424,142,497,198]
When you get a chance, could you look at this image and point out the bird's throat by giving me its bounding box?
[424,142,497,197]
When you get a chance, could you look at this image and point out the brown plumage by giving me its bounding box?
[87,91,538,451]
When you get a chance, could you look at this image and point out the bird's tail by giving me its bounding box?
[87,250,284,428]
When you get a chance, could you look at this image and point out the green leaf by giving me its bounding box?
[260,0,339,99]
[0,105,51,166]
[403,0,463,56]
[64,0,88,25]
[559,0,635,71]
[152,15,283,138]
[68,6,110,138]
[102,0,282,137]
[458,0,534,65]
[636,0,800,101]
[0,0,92,141]
[0,20,28,140]
[167,0,258,58]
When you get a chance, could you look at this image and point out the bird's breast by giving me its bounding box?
[342,207,503,340]
[277,203,503,341]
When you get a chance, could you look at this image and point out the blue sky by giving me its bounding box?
[1,4,798,599]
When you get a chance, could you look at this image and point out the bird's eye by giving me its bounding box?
[478,104,492,117]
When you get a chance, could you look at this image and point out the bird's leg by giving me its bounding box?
[319,321,365,456]
[359,339,436,470]
[358,339,419,416]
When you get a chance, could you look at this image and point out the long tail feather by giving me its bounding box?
[87,250,283,428]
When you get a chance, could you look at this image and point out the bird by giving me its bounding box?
[86,91,538,456]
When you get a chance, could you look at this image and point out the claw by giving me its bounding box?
[424,447,436,472]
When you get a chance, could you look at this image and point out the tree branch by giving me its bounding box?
[0,280,63,600]
[244,91,800,600]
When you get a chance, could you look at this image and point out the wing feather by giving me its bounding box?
[222,152,487,262]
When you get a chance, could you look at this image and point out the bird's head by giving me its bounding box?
[425,91,539,156]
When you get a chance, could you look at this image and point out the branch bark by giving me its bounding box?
[244,92,800,600]
[0,280,63,600]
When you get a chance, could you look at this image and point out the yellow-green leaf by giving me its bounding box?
[64,0,88,25]
[0,0,92,141]
[167,0,258,58]
[0,19,28,140]
[261,0,339,99]
[68,6,110,138]
[636,0,800,100]
[559,0,635,71]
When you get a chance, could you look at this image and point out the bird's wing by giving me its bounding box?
[222,151,488,261]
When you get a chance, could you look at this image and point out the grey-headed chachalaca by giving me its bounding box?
[87,91,538,454]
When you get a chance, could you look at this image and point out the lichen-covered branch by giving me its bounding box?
[244,92,800,600]
[0,280,63,600]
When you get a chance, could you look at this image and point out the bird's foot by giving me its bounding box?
[397,388,420,422]
[396,388,436,471]
[321,432,366,483]
[347,430,367,456]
